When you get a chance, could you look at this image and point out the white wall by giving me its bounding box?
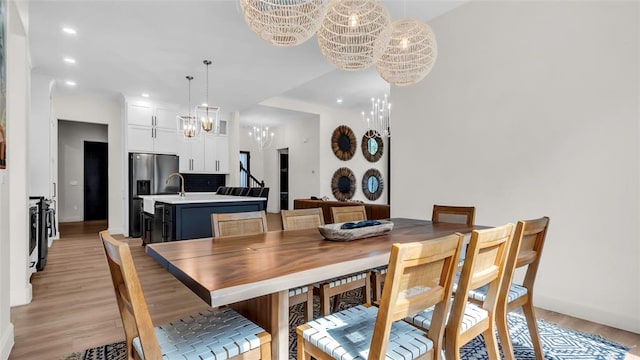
[261,97,389,207]
[392,1,639,333]
[7,0,30,310]
[2,0,30,356]
[29,73,54,198]
[57,121,108,222]
[53,92,124,234]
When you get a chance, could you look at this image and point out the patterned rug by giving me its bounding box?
[62,290,629,360]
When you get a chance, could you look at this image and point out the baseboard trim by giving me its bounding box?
[536,294,640,334]
[0,322,14,360]
[107,226,123,236]
[9,283,32,307]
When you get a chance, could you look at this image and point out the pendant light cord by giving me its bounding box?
[186,75,193,116]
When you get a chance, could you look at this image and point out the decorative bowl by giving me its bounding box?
[318,220,394,241]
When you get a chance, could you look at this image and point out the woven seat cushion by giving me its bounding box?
[289,286,309,297]
[405,300,488,334]
[371,266,387,274]
[132,307,265,360]
[315,272,368,289]
[301,305,433,360]
[452,281,528,303]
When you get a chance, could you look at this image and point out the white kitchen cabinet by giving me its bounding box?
[126,102,179,154]
[180,134,229,174]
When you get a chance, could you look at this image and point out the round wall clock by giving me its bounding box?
[362,168,384,201]
[331,125,357,161]
[361,130,384,162]
[331,167,356,201]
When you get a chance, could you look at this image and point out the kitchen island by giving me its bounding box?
[139,193,267,243]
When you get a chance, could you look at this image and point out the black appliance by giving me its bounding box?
[152,202,174,243]
[29,196,52,271]
[128,153,180,237]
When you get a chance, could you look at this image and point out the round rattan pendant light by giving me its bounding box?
[317,0,392,71]
[376,18,437,86]
[240,0,327,47]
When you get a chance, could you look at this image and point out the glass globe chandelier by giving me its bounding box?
[240,0,327,46]
[248,124,275,150]
[362,93,390,138]
[317,0,392,71]
[376,18,437,86]
[177,76,200,140]
[195,60,221,134]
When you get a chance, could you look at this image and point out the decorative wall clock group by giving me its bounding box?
[330,125,384,201]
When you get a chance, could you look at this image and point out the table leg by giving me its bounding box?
[230,290,289,360]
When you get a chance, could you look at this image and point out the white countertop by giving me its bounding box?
[139,193,267,213]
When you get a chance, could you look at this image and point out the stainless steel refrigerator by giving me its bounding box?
[128,153,180,237]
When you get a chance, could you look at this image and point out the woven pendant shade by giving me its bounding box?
[376,18,437,86]
[317,0,392,71]
[240,0,327,47]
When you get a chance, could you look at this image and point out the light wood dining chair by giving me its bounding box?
[280,208,325,322]
[466,217,549,360]
[281,208,325,230]
[432,205,476,225]
[211,210,268,237]
[406,223,514,360]
[297,233,464,360]
[330,205,367,223]
[99,230,272,360]
[317,205,371,316]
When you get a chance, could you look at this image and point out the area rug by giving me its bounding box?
[63,292,629,360]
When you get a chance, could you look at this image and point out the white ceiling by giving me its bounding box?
[29,0,465,127]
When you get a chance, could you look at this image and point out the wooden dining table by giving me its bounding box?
[146,218,485,360]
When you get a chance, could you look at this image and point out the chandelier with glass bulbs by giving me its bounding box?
[177,76,200,140]
[195,60,221,134]
[362,93,390,138]
[248,124,275,150]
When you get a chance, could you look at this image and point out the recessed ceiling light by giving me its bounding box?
[62,27,77,35]
[336,98,343,104]
[65,80,76,86]
[63,57,76,64]
[141,93,150,98]
[201,103,208,107]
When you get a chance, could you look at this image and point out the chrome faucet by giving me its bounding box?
[166,172,186,197]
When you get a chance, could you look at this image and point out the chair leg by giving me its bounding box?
[364,272,372,305]
[523,301,545,360]
[496,307,515,360]
[319,285,331,317]
[331,293,342,313]
[372,273,383,301]
[304,286,314,322]
[257,332,272,360]
[445,331,462,360]
[483,323,501,360]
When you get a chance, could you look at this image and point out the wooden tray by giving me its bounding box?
[318,220,394,241]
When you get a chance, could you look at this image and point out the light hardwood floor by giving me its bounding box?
[8,215,640,359]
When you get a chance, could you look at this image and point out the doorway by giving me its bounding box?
[279,148,288,210]
[240,151,250,187]
[84,141,108,220]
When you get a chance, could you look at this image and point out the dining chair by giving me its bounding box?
[406,223,514,360]
[432,205,476,225]
[279,208,325,321]
[317,205,371,316]
[99,230,272,360]
[371,204,476,302]
[211,210,268,237]
[281,207,325,230]
[297,233,463,360]
[466,217,549,360]
[330,205,367,223]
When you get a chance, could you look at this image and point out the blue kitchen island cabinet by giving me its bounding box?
[139,194,267,242]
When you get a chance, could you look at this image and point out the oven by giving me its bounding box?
[29,196,52,271]
[28,198,40,274]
